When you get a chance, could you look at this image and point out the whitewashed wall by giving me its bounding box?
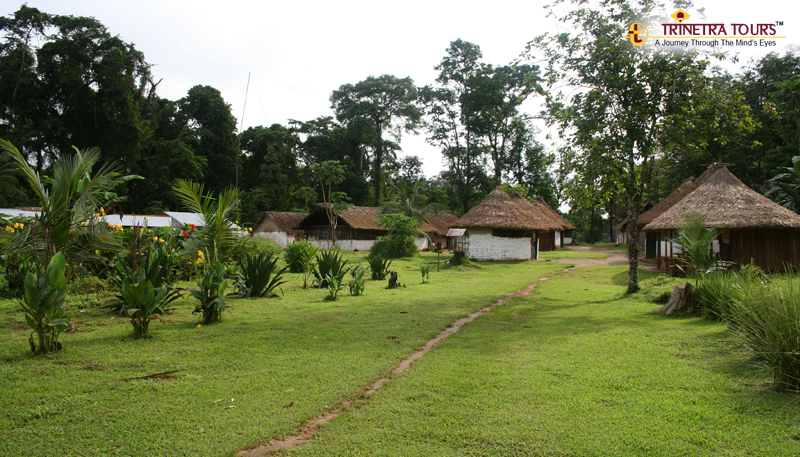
[466,228,532,261]
[255,231,291,248]
[555,231,562,248]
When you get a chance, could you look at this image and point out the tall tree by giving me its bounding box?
[177,85,238,196]
[331,75,421,206]
[524,0,750,293]
[0,6,154,172]
[420,39,490,214]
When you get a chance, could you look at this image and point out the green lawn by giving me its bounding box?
[538,250,610,260]
[0,252,565,457]
[294,266,800,457]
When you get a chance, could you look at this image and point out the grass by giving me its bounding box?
[538,250,610,260]
[0,252,565,457]
[293,266,800,457]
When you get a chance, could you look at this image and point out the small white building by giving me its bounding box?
[449,187,556,261]
[253,211,307,248]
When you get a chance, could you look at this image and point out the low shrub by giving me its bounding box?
[244,236,283,258]
[349,266,367,296]
[726,274,800,392]
[420,263,430,283]
[696,264,766,319]
[20,252,70,354]
[68,276,110,295]
[370,213,420,259]
[313,250,350,288]
[285,239,319,273]
[235,252,287,297]
[119,273,166,338]
[366,253,392,280]
[189,262,229,324]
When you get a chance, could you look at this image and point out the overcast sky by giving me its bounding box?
[10,0,799,177]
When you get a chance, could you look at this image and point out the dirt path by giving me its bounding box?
[237,276,553,456]
[548,246,630,268]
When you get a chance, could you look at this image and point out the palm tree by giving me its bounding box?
[1,140,139,270]
[171,179,240,266]
[382,180,442,222]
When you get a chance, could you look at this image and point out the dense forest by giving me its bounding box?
[1,3,798,245]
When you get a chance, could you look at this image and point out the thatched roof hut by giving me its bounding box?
[456,187,551,231]
[644,164,800,271]
[644,166,800,231]
[423,210,460,236]
[534,196,576,231]
[254,211,307,235]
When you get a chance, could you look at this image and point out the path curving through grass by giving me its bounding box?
[238,276,555,456]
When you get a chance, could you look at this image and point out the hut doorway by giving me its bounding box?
[539,231,555,251]
[646,232,657,258]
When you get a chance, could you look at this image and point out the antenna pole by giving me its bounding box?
[236,72,251,189]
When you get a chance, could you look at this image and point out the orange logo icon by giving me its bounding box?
[627,23,648,46]
[671,9,690,23]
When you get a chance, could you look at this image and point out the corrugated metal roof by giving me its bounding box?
[101,214,173,227]
[447,228,466,237]
[164,211,205,227]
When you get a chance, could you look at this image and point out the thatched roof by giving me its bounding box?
[423,210,460,236]
[534,196,577,231]
[297,204,435,232]
[644,165,800,231]
[255,211,308,234]
[454,187,552,231]
[510,193,561,231]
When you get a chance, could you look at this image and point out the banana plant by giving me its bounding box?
[20,252,70,354]
[120,273,167,338]
[188,262,229,324]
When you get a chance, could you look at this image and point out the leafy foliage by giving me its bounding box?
[675,214,727,279]
[1,140,139,271]
[313,250,350,288]
[119,273,167,338]
[284,240,319,274]
[323,273,343,301]
[19,252,69,354]
[420,263,430,283]
[348,265,367,296]
[696,263,766,320]
[725,273,800,392]
[188,262,229,324]
[235,252,287,298]
[171,179,241,267]
[370,213,419,259]
[366,253,392,280]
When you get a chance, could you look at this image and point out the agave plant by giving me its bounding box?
[313,250,350,288]
[366,253,392,280]
[1,140,140,271]
[236,252,288,297]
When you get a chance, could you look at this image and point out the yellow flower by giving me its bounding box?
[158,238,164,243]
[4,226,14,233]
[152,236,158,241]
[196,258,203,265]
[197,250,204,257]
[196,324,202,328]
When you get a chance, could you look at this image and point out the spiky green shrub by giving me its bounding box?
[697,264,766,319]
[284,240,318,273]
[189,262,229,324]
[313,250,349,288]
[235,252,287,297]
[19,252,70,354]
[366,253,392,280]
[725,274,800,392]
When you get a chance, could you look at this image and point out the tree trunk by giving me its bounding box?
[373,119,383,207]
[626,187,640,293]
[654,282,696,315]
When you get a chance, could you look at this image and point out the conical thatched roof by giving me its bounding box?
[510,193,560,231]
[644,165,800,231]
[423,210,460,236]
[618,163,727,231]
[534,196,577,231]
[297,204,436,232]
[455,187,551,231]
